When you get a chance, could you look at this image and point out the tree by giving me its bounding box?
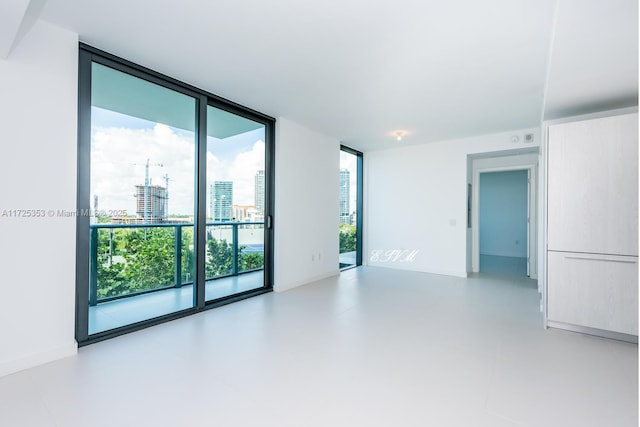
[94,226,265,300]
[96,229,127,298]
[96,227,176,298]
[339,224,357,253]
[179,227,195,283]
[239,252,264,272]
[121,227,175,291]
[205,232,233,278]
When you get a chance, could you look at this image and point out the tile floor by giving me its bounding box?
[480,254,528,277]
[0,266,637,426]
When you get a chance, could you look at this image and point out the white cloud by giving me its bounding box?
[92,124,264,217]
[227,140,265,205]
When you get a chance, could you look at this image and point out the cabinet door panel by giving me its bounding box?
[547,113,638,255]
[548,251,638,335]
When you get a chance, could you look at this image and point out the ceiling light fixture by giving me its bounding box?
[395,130,406,141]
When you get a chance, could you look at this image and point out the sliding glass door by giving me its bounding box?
[76,45,274,344]
[205,106,267,301]
[86,62,198,335]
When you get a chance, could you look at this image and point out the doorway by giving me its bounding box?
[468,151,538,279]
[479,170,529,276]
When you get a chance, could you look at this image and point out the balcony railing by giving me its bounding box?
[89,221,264,306]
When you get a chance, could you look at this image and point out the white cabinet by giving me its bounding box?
[548,251,638,335]
[546,112,638,340]
[547,113,638,256]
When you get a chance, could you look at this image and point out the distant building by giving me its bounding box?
[135,184,167,223]
[233,204,254,222]
[255,170,265,214]
[246,208,264,223]
[212,181,233,221]
[340,169,351,224]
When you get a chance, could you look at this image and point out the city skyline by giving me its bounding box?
[90,106,265,218]
[91,107,356,224]
[340,150,358,225]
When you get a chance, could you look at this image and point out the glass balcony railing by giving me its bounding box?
[89,222,264,306]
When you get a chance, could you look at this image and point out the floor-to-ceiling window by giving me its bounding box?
[76,45,274,345]
[339,146,363,269]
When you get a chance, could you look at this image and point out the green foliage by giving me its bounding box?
[240,252,264,272]
[95,229,127,298]
[180,227,194,282]
[123,228,175,288]
[95,226,264,300]
[205,232,233,278]
[339,224,357,253]
[96,227,175,298]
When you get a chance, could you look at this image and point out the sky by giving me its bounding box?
[91,107,265,217]
[91,107,359,219]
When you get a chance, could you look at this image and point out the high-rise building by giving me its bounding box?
[212,181,233,221]
[135,184,167,223]
[254,170,265,214]
[339,169,351,224]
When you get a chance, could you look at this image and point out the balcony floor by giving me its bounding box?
[89,271,264,334]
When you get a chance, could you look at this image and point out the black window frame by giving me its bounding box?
[76,43,275,346]
[339,145,363,268]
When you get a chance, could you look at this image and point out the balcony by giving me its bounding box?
[88,221,265,334]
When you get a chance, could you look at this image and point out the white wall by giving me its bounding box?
[274,118,340,292]
[366,129,540,277]
[0,20,79,376]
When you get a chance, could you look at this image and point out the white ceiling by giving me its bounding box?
[17,0,639,150]
[543,0,638,120]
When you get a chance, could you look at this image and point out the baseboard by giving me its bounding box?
[0,342,78,378]
[274,270,340,292]
[547,321,638,344]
